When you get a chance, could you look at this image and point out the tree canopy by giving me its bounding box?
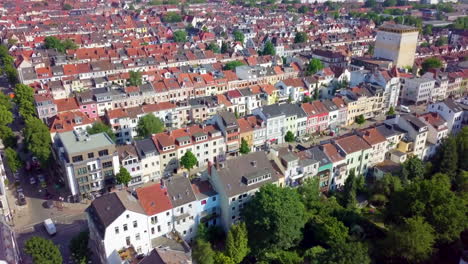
[128,71,143,86]
[14,84,36,118]
[173,30,187,43]
[25,236,63,264]
[294,32,308,43]
[192,239,215,264]
[87,122,116,142]
[239,138,250,154]
[180,150,198,171]
[261,41,276,56]
[163,12,182,22]
[233,30,245,43]
[306,58,324,76]
[69,231,91,264]
[421,57,443,73]
[225,222,250,263]
[4,147,22,173]
[44,36,77,53]
[136,114,165,138]
[243,184,306,255]
[224,60,245,70]
[116,167,132,186]
[284,131,295,142]
[23,117,52,165]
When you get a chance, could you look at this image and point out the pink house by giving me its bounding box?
[76,90,98,118]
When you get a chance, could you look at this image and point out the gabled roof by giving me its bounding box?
[136,183,173,216]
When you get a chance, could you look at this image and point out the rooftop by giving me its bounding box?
[58,130,115,155]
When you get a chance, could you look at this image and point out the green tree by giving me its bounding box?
[192,239,215,264]
[0,92,12,110]
[243,184,306,255]
[180,150,198,172]
[163,12,182,22]
[44,36,77,53]
[383,216,435,263]
[421,57,442,74]
[365,0,377,8]
[14,84,35,118]
[306,58,324,76]
[341,169,357,208]
[262,41,276,56]
[233,30,245,43]
[63,3,72,10]
[224,60,245,70]
[207,42,220,53]
[367,44,374,56]
[25,236,63,264]
[457,127,468,171]
[225,222,250,263]
[69,231,90,264]
[284,131,295,142]
[0,126,17,148]
[214,252,234,264]
[263,250,304,264]
[23,117,52,165]
[298,5,309,13]
[128,71,143,86]
[87,122,116,142]
[401,155,424,183]
[221,42,228,54]
[173,30,187,42]
[294,32,308,43]
[372,173,402,197]
[355,114,365,125]
[115,167,132,186]
[239,138,250,154]
[423,25,433,35]
[0,105,13,126]
[383,0,397,6]
[136,114,165,138]
[297,177,320,210]
[435,36,448,47]
[4,147,22,173]
[386,173,467,243]
[315,242,371,264]
[386,106,395,116]
[436,136,458,177]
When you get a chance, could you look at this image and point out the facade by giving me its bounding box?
[53,131,119,200]
[428,99,464,134]
[333,134,373,176]
[208,152,280,230]
[374,24,419,68]
[386,115,429,159]
[401,77,436,104]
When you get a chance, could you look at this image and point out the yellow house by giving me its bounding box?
[238,118,254,150]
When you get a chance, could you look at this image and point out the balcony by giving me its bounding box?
[200,212,219,223]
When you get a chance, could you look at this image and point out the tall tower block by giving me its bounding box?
[374,24,419,68]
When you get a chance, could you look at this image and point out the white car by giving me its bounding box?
[43,218,56,236]
[29,177,36,185]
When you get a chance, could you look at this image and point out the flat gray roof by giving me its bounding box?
[58,131,115,155]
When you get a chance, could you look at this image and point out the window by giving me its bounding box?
[126,214,129,219]
[115,227,119,234]
[126,237,131,246]
[77,167,88,175]
[151,216,158,224]
[157,225,161,232]
[166,212,170,216]
[201,200,207,205]
[123,224,128,231]
[135,233,140,241]
[212,197,216,201]
[151,227,155,235]
[88,152,94,159]
[98,149,109,157]
[72,155,83,162]
[102,161,113,168]
[133,221,137,228]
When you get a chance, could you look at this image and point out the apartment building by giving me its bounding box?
[321,143,347,190]
[428,99,464,134]
[209,111,240,155]
[117,145,144,186]
[358,127,388,166]
[400,77,435,104]
[386,115,429,159]
[87,191,150,264]
[418,112,449,158]
[152,124,226,174]
[333,134,373,176]
[134,138,161,181]
[53,131,119,200]
[208,152,280,230]
[340,86,384,125]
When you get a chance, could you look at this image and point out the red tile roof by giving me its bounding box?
[136,183,173,216]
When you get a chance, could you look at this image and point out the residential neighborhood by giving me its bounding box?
[0,0,467,264]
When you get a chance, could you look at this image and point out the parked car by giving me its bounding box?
[29,177,36,185]
[398,105,411,113]
[43,219,56,236]
[38,174,45,183]
[17,193,26,206]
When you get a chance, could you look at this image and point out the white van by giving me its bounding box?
[43,218,56,236]
[398,105,411,113]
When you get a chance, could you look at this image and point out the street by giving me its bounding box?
[0,76,92,263]
[16,214,88,264]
